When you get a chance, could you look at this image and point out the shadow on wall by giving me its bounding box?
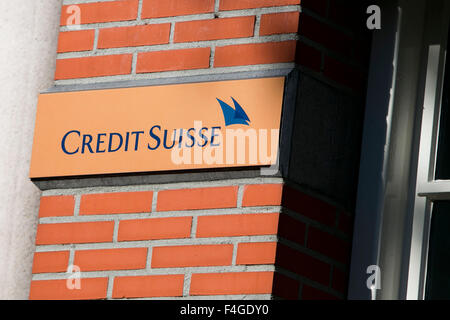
[291,0,373,211]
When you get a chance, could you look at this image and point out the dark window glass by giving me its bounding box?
[427,27,450,299]
[434,27,450,179]
[425,201,450,299]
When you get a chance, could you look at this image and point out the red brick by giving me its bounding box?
[152,244,233,268]
[174,17,255,43]
[242,184,282,207]
[306,227,350,264]
[338,212,353,235]
[156,186,237,212]
[278,214,306,245]
[29,278,108,300]
[190,272,274,295]
[196,213,279,238]
[32,251,70,274]
[79,191,153,215]
[275,244,330,286]
[302,284,339,300]
[142,0,214,18]
[220,0,300,11]
[328,0,362,31]
[113,274,184,298]
[137,48,210,73]
[323,55,365,91]
[118,217,192,241]
[98,24,170,49]
[236,242,277,265]
[272,273,300,299]
[331,267,348,293]
[260,12,299,36]
[296,41,322,72]
[74,248,147,271]
[282,186,336,227]
[353,33,372,65]
[55,54,132,80]
[35,221,114,245]
[57,30,95,53]
[38,195,75,218]
[301,0,327,16]
[60,0,138,25]
[299,14,353,57]
[214,41,296,67]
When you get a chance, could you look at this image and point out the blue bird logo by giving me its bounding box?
[216,97,251,126]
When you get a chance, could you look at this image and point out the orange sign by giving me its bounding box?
[30,77,285,178]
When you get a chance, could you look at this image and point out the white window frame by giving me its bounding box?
[349,0,450,300]
[406,1,450,300]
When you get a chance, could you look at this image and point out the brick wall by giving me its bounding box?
[30,181,351,299]
[55,0,369,91]
[286,0,371,210]
[28,0,370,299]
[298,0,370,93]
[55,0,300,83]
